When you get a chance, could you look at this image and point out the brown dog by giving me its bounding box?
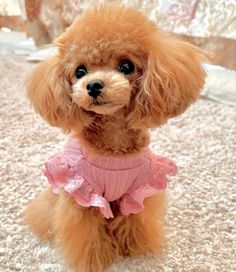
[25,3,206,271]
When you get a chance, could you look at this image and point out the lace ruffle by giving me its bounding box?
[120,156,177,215]
[43,152,114,218]
[43,151,177,219]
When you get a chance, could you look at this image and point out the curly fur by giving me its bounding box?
[25,3,206,271]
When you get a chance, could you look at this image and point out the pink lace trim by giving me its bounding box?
[43,152,177,218]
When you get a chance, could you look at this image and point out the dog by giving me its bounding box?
[25,3,206,271]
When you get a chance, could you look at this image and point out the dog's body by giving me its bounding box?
[25,3,206,271]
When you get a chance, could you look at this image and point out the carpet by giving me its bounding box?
[0,53,235,272]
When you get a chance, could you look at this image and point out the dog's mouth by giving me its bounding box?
[71,92,126,115]
[85,101,124,115]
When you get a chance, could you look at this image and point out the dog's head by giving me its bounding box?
[26,3,206,131]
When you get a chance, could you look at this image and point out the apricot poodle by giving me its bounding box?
[25,3,206,272]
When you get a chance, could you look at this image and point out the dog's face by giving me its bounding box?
[69,56,138,116]
[54,11,150,120]
[27,3,206,131]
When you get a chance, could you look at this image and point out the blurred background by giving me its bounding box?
[0,0,236,68]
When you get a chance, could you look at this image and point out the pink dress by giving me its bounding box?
[43,136,177,218]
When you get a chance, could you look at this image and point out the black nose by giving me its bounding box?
[86,79,104,98]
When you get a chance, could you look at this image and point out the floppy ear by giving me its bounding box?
[26,56,72,130]
[26,56,92,131]
[128,34,207,128]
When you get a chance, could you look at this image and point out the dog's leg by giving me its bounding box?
[109,192,166,256]
[53,194,119,272]
[24,187,58,241]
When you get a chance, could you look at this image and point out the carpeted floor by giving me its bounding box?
[0,53,235,272]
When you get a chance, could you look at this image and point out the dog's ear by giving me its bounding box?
[128,33,207,128]
[26,56,74,130]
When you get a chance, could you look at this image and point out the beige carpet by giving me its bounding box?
[0,53,235,272]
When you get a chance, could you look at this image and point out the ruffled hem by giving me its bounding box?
[120,156,177,215]
[43,152,114,218]
[43,150,177,219]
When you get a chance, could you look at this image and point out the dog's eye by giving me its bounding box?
[118,60,135,75]
[75,66,88,79]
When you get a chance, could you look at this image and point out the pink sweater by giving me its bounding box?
[43,136,177,218]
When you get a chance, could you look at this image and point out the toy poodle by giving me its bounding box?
[25,3,206,272]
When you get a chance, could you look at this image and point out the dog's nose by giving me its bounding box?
[86,79,104,98]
